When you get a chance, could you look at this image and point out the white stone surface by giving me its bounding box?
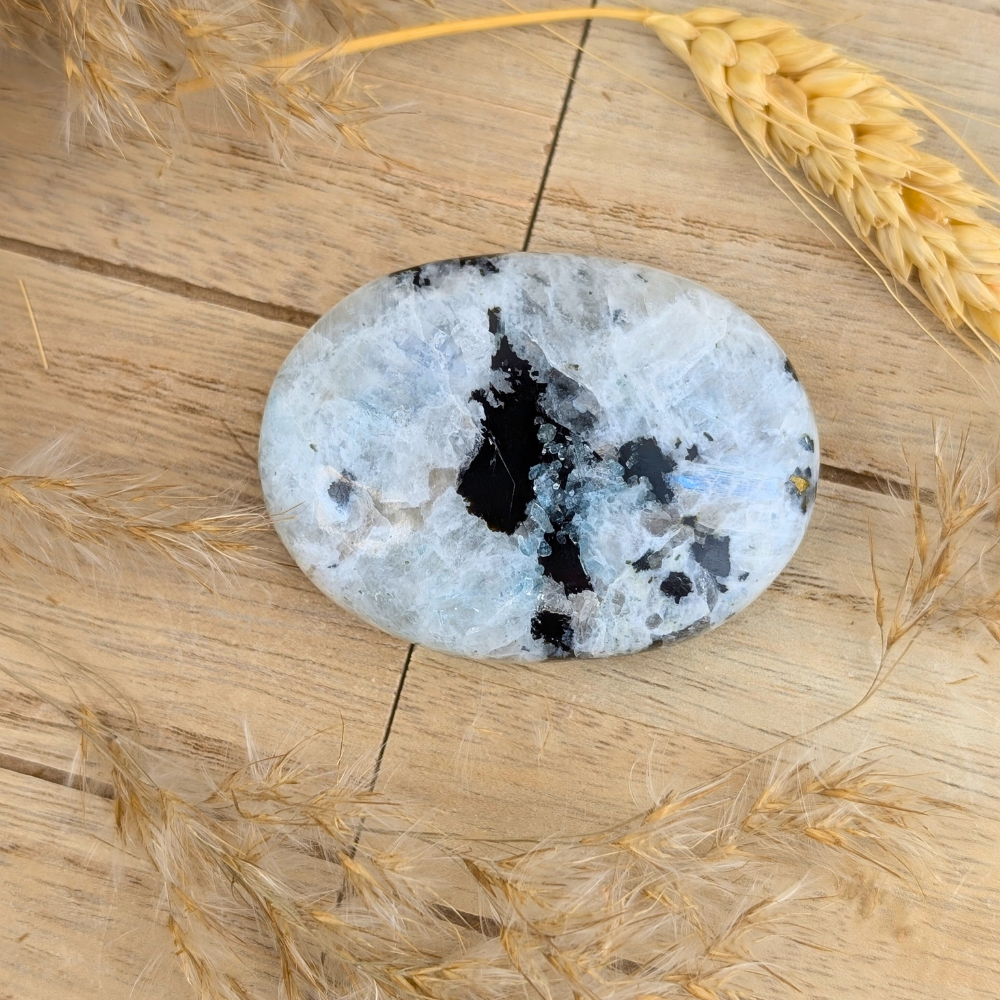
[259,253,819,660]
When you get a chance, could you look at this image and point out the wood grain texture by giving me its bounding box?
[0,769,190,1000]
[377,479,1000,999]
[0,0,586,314]
[2,0,1000,997]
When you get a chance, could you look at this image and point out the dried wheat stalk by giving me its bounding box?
[642,9,1000,350]
[308,5,1000,351]
[4,3,999,346]
[0,443,269,577]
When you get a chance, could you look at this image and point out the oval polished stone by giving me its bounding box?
[259,253,818,660]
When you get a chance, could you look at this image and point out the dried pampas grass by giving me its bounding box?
[3,3,1000,350]
[853,425,1000,714]
[0,0,377,150]
[0,442,269,579]
[0,633,938,1000]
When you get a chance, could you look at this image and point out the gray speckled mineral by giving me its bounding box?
[259,253,819,661]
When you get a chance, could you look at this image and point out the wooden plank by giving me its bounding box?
[0,767,314,1000]
[0,768,190,1000]
[0,0,585,314]
[525,0,1000,483]
[3,3,1000,998]
[375,479,1000,999]
[0,250,410,773]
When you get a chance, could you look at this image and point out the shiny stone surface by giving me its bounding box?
[259,253,818,660]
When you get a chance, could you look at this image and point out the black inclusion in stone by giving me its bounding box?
[531,610,574,654]
[458,256,501,275]
[784,357,799,381]
[327,479,354,507]
[661,571,693,604]
[457,325,548,534]
[458,313,595,601]
[692,533,731,579]
[539,527,591,596]
[618,437,677,504]
[488,306,502,335]
[632,549,662,572]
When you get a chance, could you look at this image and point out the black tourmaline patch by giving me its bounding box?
[327,478,354,507]
[531,610,574,654]
[457,331,547,533]
[458,256,501,275]
[784,357,799,381]
[617,437,677,504]
[457,310,594,600]
[539,527,591,595]
[392,257,502,286]
[632,550,662,573]
[692,532,731,579]
[660,571,693,603]
[389,264,434,287]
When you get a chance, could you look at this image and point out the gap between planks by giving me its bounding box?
[521,0,598,252]
[0,646,417,802]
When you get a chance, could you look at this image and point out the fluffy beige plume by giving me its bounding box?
[0,0,375,150]
[0,442,269,577]
[0,623,938,1000]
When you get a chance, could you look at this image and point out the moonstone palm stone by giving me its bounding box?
[259,253,818,660]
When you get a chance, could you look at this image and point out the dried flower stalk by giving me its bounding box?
[854,426,1000,716]
[0,0,376,151]
[0,443,269,577]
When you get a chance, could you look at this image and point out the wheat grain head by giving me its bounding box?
[644,8,1000,349]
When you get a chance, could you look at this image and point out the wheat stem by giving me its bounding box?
[247,5,1000,350]
[283,8,648,64]
[174,7,651,95]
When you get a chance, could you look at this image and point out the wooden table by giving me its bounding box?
[1,2,999,996]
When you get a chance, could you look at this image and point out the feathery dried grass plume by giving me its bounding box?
[0,629,939,1000]
[861,425,1000,709]
[0,442,269,578]
[0,0,377,151]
